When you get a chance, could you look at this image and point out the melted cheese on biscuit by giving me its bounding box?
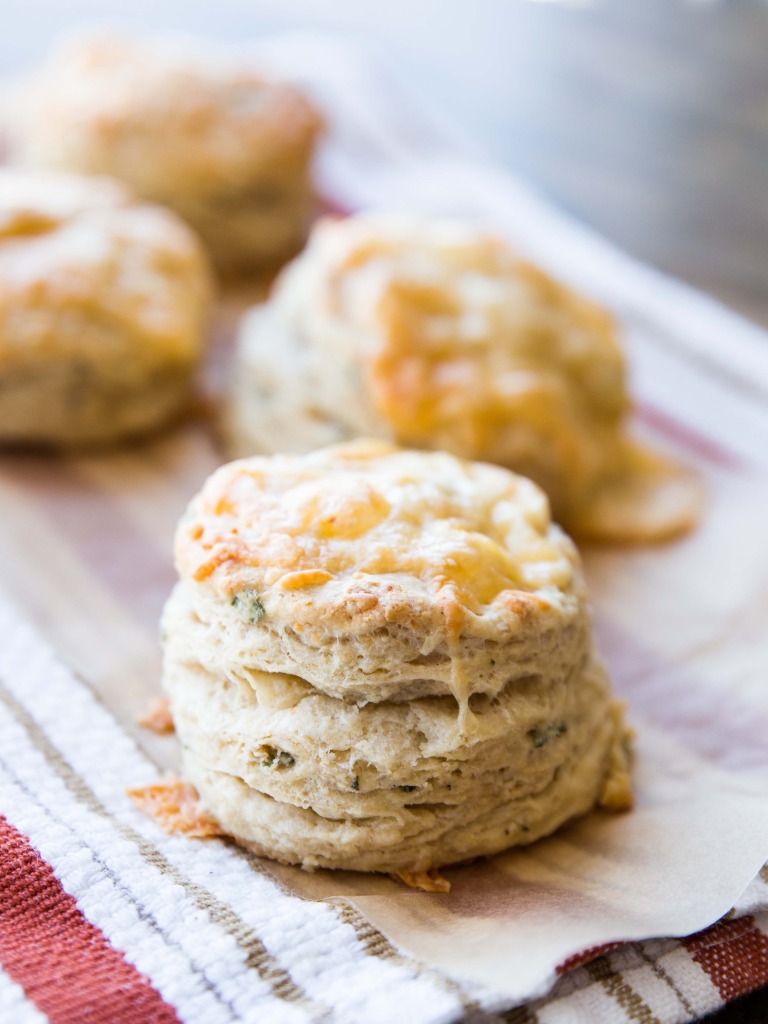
[177,440,575,615]
[0,169,210,366]
[298,218,631,516]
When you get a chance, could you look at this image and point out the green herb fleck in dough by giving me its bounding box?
[231,589,265,624]
[261,747,295,769]
[397,785,417,793]
[351,776,360,791]
[527,722,568,749]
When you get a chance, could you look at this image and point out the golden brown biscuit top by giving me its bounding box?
[319,219,624,404]
[0,169,211,363]
[14,35,323,190]
[176,440,578,624]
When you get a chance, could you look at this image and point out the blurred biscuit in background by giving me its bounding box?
[226,214,702,542]
[0,169,211,447]
[6,34,324,275]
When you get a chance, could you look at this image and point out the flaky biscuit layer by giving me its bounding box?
[163,594,630,874]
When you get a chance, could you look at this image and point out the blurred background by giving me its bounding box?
[3,0,768,327]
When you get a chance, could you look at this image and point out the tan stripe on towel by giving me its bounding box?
[585,956,661,1024]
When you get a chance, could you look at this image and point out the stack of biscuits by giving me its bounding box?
[159,440,632,883]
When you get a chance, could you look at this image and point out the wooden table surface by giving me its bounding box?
[3,2,767,1021]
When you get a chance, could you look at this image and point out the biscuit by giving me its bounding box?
[226,215,701,541]
[0,169,211,447]
[7,35,323,272]
[161,440,632,876]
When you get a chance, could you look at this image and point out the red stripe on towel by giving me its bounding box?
[636,401,745,470]
[0,815,179,1024]
[684,915,768,1003]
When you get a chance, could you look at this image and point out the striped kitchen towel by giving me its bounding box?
[2,597,768,1024]
[1,34,768,1024]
